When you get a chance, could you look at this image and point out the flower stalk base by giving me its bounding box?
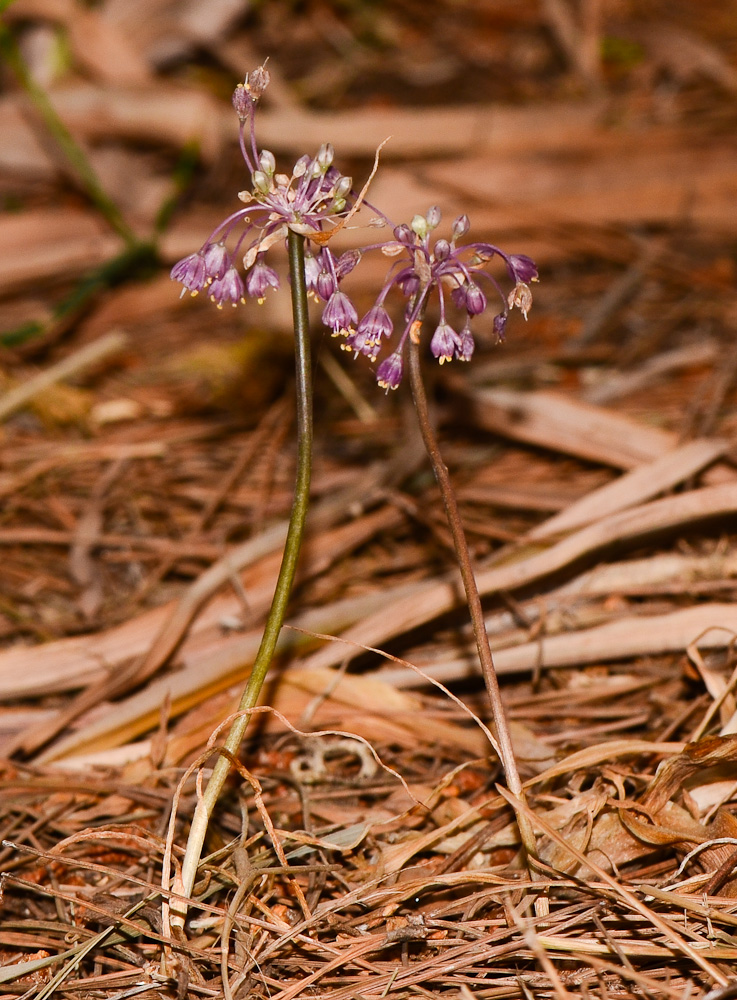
[172,229,313,922]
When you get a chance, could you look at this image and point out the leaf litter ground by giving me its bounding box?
[2,2,737,998]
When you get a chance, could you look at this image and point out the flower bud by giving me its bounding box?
[410,214,428,240]
[252,170,270,194]
[259,150,276,175]
[293,155,310,178]
[232,85,251,120]
[426,205,441,230]
[452,214,470,241]
[333,175,353,200]
[393,224,415,246]
[317,269,336,301]
[335,249,361,280]
[433,239,451,261]
[464,283,486,315]
[317,143,335,171]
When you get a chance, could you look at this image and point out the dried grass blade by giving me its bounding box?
[461,387,676,468]
[530,437,727,539]
[302,483,737,673]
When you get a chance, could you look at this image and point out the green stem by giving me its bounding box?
[406,338,537,869]
[174,229,313,916]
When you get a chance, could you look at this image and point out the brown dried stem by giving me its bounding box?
[407,336,537,869]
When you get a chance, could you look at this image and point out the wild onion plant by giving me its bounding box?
[170,65,539,912]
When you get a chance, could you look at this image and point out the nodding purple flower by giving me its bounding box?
[209,266,245,307]
[304,252,322,300]
[358,304,393,341]
[340,305,393,361]
[376,352,403,391]
[203,242,230,280]
[245,260,279,302]
[322,290,358,336]
[351,207,537,389]
[458,323,475,362]
[170,252,208,294]
[170,64,363,333]
[430,321,461,364]
[505,254,538,285]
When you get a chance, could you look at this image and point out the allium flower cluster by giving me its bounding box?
[171,65,539,394]
[335,207,538,390]
[170,64,364,323]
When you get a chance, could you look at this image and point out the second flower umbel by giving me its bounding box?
[334,206,538,390]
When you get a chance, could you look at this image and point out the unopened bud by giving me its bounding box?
[336,249,361,279]
[259,150,276,175]
[293,155,310,178]
[333,175,353,200]
[410,215,428,239]
[393,224,414,245]
[232,84,251,121]
[452,214,470,241]
[317,143,335,171]
[426,205,441,230]
[252,170,270,194]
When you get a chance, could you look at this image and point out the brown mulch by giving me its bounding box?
[3,2,737,998]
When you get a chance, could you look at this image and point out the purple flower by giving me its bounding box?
[348,207,537,386]
[170,66,540,392]
[209,267,245,307]
[430,322,461,364]
[335,250,361,281]
[376,352,403,390]
[170,252,207,294]
[304,252,322,300]
[343,327,378,360]
[245,260,280,302]
[203,242,230,280]
[452,214,470,241]
[357,305,393,342]
[322,290,358,335]
[457,323,474,362]
[505,254,538,285]
[171,64,369,325]
[493,313,507,343]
